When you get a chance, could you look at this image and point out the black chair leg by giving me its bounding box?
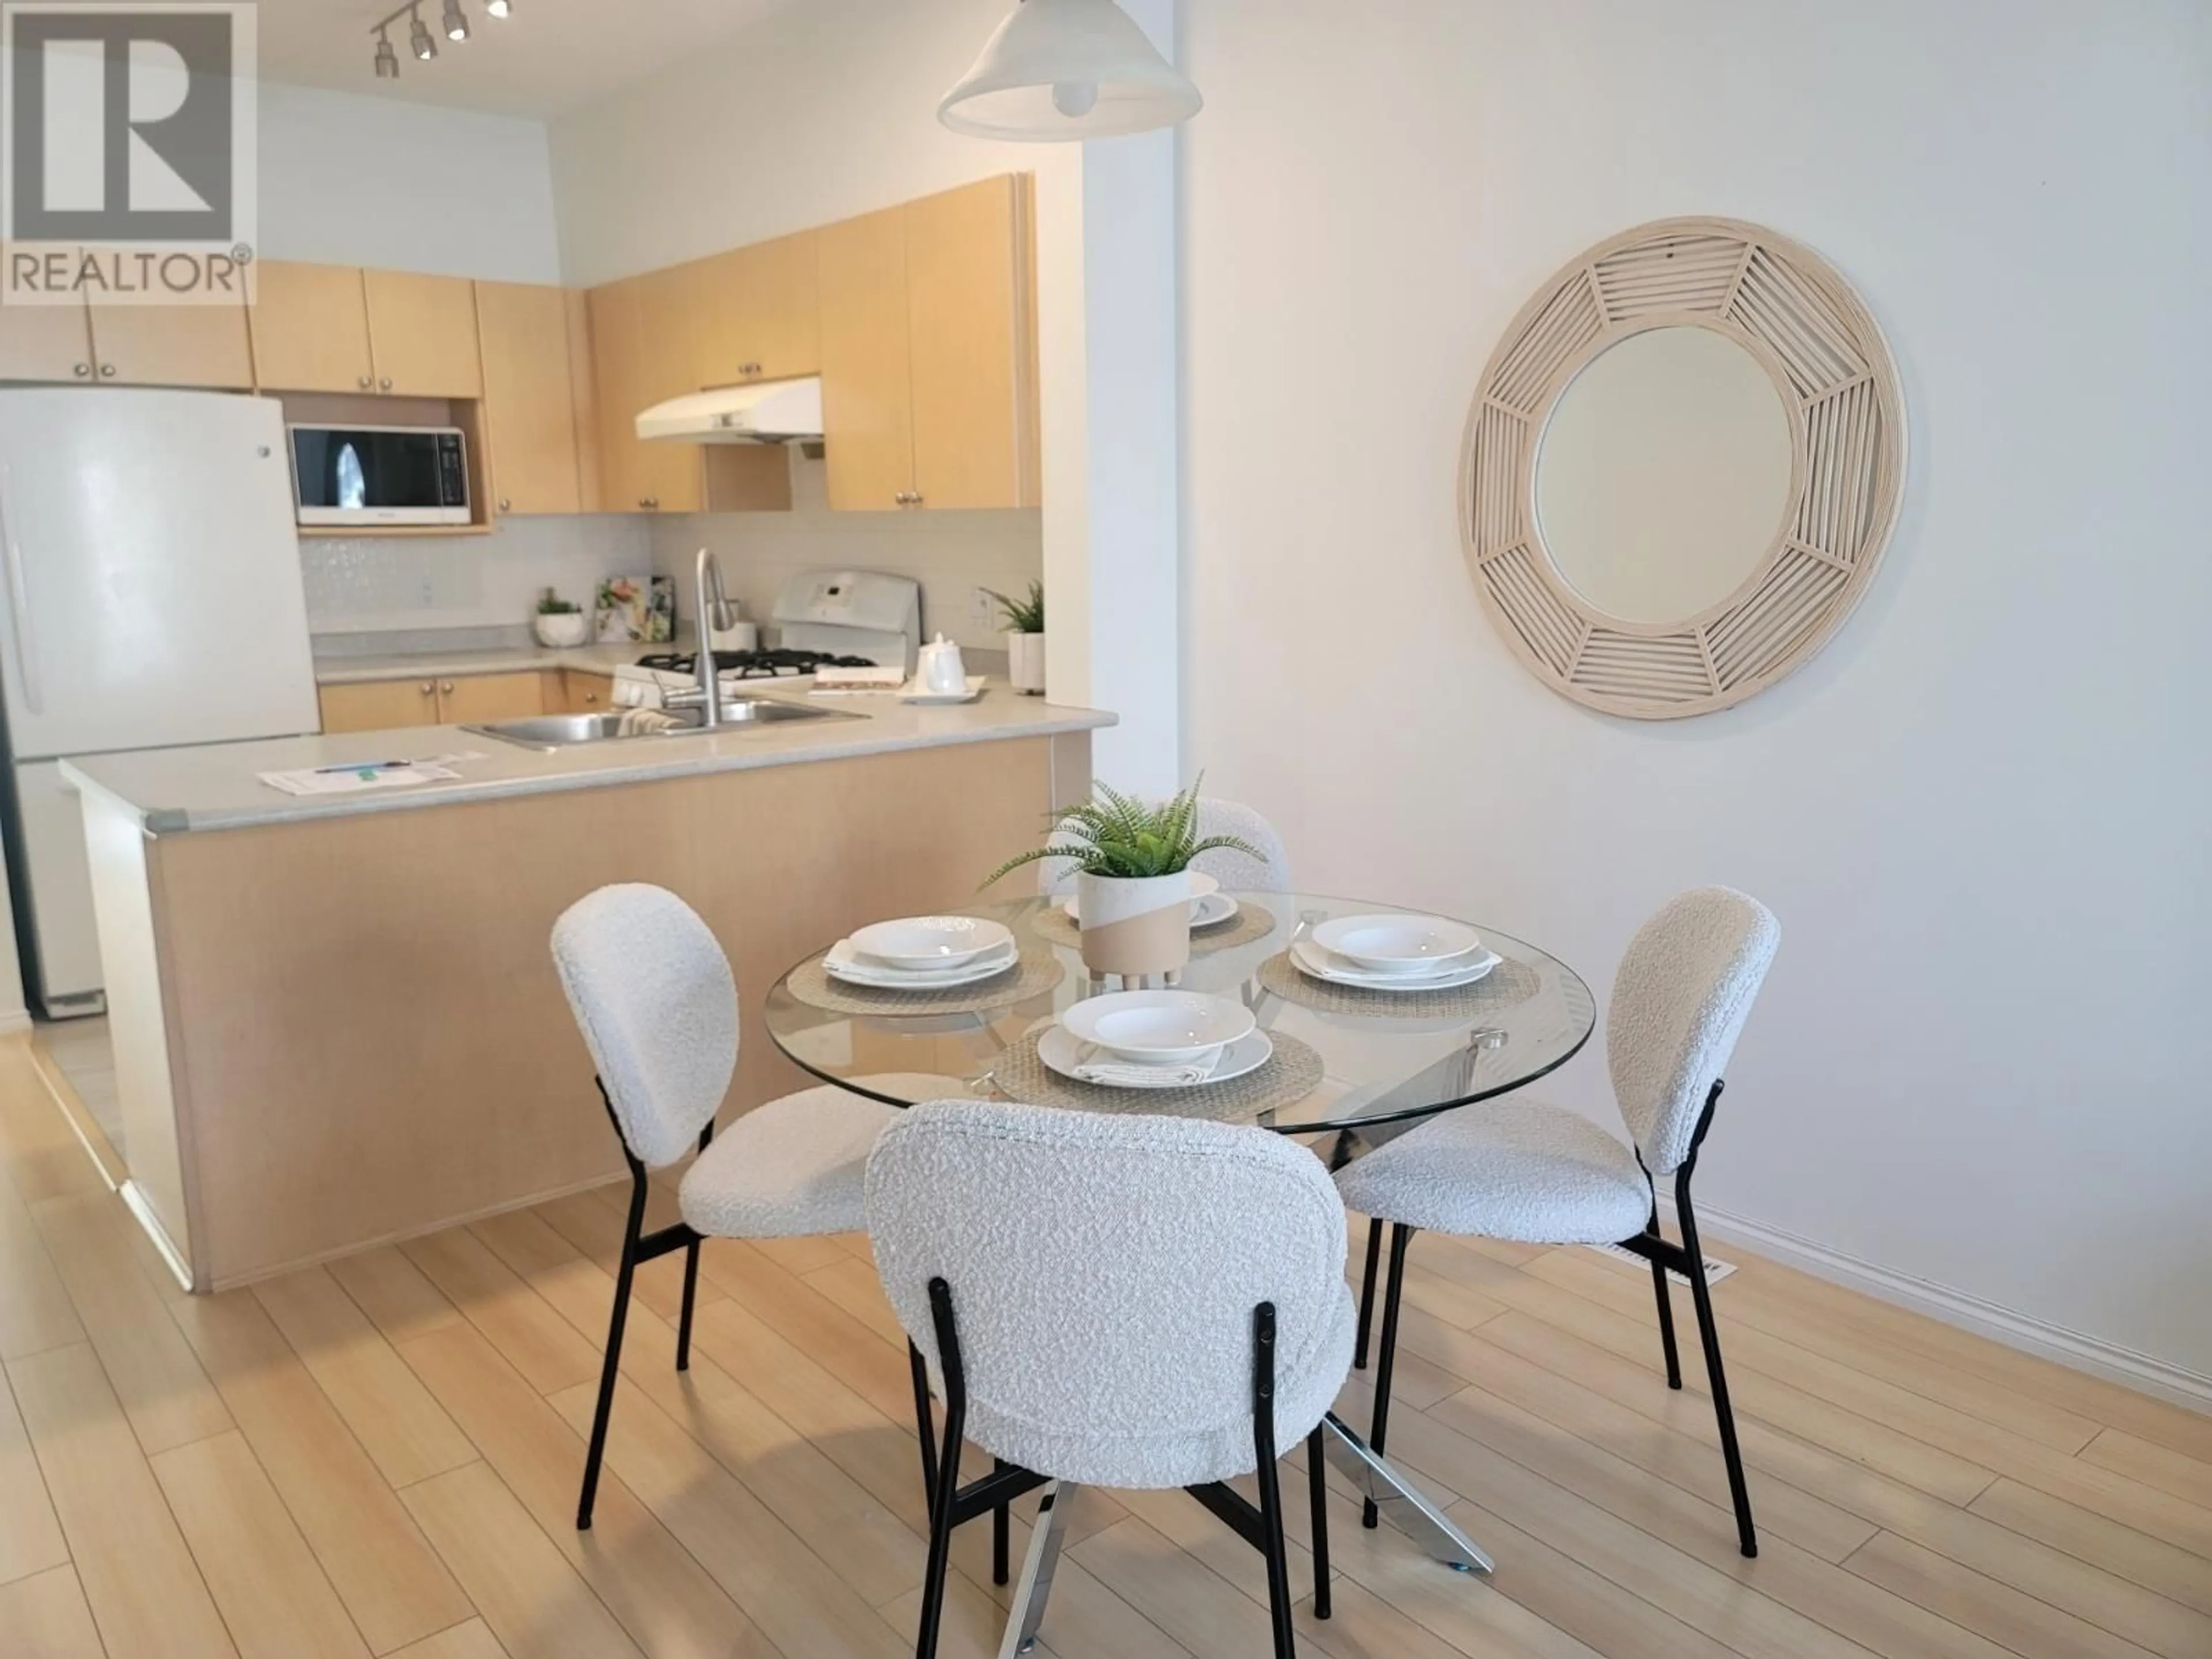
[1362,1223,1413,1529]
[907,1342,938,1512]
[1306,1426,1332,1620]
[1250,1304,1296,1659]
[675,1238,702,1372]
[1353,1216,1382,1369]
[991,1458,1012,1586]
[578,1163,649,1531]
[1678,1180,1756,1558]
[1647,1217,1683,1390]
[914,1284,967,1659]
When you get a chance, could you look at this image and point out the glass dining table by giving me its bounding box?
[762,890,1597,1638]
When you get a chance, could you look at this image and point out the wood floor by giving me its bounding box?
[3,1037,2209,1659]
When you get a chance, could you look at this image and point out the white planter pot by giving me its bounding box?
[533,612,588,648]
[1007,630,1046,695]
[1076,869,1190,979]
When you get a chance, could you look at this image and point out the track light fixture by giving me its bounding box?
[370,0,509,77]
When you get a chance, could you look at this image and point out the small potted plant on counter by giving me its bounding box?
[533,588,588,649]
[983,778,1259,978]
[987,579,1046,695]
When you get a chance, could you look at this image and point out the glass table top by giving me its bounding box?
[763,892,1597,1137]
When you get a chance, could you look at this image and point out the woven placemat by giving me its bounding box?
[1255,949,1543,1018]
[785,952,1066,1017]
[1029,901,1279,956]
[987,1028,1325,1126]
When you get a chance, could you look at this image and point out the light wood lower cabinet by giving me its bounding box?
[318,671,551,733]
[559,671,615,713]
[318,679,438,734]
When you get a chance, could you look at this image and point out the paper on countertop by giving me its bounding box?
[258,752,482,797]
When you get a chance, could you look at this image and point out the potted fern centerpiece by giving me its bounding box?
[984,779,1261,978]
[986,579,1046,695]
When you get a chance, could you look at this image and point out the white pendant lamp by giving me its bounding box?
[939,0,1200,141]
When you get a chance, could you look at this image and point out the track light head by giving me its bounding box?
[484,0,511,17]
[373,29,399,76]
[408,7,436,58]
[442,0,468,41]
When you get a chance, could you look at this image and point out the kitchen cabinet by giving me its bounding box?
[86,293,255,389]
[0,248,251,389]
[477,280,588,514]
[248,262,376,393]
[588,270,703,513]
[318,671,548,733]
[363,270,483,397]
[319,679,437,733]
[560,669,615,713]
[563,289,603,512]
[686,229,821,387]
[250,262,482,397]
[819,175,1039,512]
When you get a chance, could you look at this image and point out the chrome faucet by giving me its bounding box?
[691,547,738,728]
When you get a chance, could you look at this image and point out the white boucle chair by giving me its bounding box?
[1041,796,1294,894]
[1336,886,1779,1558]
[868,1100,1354,1659]
[551,882,897,1531]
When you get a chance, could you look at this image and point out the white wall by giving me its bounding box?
[259,83,562,281]
[1181,0,2212,1379]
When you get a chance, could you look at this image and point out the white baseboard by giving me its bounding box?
[1658,1195,2212,1415]
[0,1008,32,1035]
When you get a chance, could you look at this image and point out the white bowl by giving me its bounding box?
[1310,914,1483,975]
[848,915,1013,971]
[1059,990,1257,1065]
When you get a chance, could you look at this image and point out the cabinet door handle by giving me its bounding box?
[378,376,393,391]
[358,375,373,389]
[584,690,600,703]
[439,681,455,694]
[419,681,436,695]
[497,497,511,512]
[73,363,90,378]
[97,362,116,378]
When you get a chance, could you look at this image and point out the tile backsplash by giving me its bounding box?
[300,516,653,636]
[647,451,1043,652]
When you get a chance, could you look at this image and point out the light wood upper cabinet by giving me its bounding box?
[86,293,254,389]
[563,289,603,512]
[363,270,482,397]
[818,176,1039,512]
[817,205,917,513]
[249,262,375,393]
[587,268,702,514]
[476,280,584,514]
[689,229,821,387]
[906,175,1039,511]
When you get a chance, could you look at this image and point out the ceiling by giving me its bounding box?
[253,0,804,119]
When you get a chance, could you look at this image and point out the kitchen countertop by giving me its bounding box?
[313,642,646,683]
[63,691,1112,834]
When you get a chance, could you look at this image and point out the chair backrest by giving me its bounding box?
[1607,886,1780,1176]
[550,884,736,1169]
[1039,797,1294,894]
[867,1101,1344,1471]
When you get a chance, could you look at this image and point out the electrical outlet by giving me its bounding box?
[969,585,996,630]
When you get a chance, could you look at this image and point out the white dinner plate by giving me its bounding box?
[1310,914,1484,975]
[848,915,1014,970]
[1059,988,1256,1063]
[1062,870,1224,925]
[1290,937,1500,991]
[824,937,1017,988]
[1038,1023,1275,1090]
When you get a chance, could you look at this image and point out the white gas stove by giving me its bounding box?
[611,569,921,709]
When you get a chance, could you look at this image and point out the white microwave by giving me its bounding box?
[288,423,471,527]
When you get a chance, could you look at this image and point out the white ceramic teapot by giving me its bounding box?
[916,632,968,695]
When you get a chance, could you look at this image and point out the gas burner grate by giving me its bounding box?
[634,648,881,679]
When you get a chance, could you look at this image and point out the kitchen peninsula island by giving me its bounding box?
[60,691,1108,1290]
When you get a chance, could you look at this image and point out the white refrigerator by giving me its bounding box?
[0,389,320,1014]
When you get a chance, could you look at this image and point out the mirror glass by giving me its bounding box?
[1535,325,1794,623]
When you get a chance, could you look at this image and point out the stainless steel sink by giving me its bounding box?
[465,697,856,751]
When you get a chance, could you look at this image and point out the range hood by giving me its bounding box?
[634,377,823,444]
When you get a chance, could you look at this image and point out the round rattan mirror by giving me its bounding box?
[1460,217,1906,718]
